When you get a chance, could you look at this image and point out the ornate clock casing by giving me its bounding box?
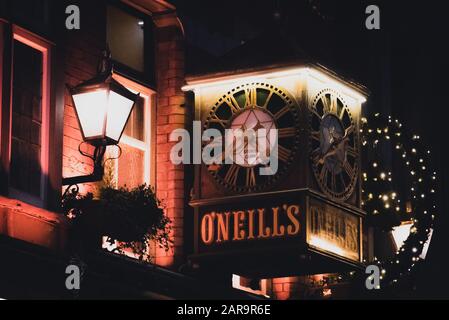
[203,82,302,193]
[305,73,364,207]
[188,67,365,208]
[309,88,359,202]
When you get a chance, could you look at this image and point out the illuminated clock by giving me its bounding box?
[310,88,359,201]
[204,83,301,193]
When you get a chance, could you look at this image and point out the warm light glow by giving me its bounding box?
[309,235,350,258]
[72,90,108,139]
[72,89,135,143]
[307,68,367,103]
[106,91,134,141]
[232,275,269,297]
[182,67,309,91]
[102,236,145,260]
[113,73,154,185]
[322,288,332,297]
[391,222,413,251]
[420,228,433,260]
[182,66,367,104]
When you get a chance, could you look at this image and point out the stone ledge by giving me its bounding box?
[0,196,70,251]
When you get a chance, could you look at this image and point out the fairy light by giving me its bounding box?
[360,113,437,290]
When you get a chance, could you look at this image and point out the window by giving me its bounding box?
[108,74,155,189]
[0,24,4,136]
[6,27,50,207]
[106,3,155,85]
[232,275,269,297]
[102,74,155,259]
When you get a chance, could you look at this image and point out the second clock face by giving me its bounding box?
[203,83,301,193]
[310,89,359,201]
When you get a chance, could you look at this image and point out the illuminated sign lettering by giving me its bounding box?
[200,204,301,245]
[307,199,361,261]
[192,191,363,264]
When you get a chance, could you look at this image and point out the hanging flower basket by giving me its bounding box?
[62,185,171,250]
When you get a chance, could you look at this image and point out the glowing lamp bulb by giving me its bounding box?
[70,74,139,146]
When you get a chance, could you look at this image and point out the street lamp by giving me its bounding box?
[62,48,140,187]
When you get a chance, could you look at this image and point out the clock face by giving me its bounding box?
[310,89,359,201]
[204,83,301,193]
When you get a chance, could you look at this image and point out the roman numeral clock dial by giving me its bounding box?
[310,89,359,201]
[203,83,301,193]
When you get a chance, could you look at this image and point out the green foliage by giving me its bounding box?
[62,184,172,262]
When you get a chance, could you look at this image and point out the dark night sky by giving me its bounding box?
[173,0,449,298]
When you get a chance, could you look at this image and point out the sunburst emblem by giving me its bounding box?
[227,108,276,167]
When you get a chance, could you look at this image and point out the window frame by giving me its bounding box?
[0,22,4,152]
[106,0,156,88]
[0,24,51,208]
[111,73,156,188]
[232,274,270,297]
[102,73,156,259]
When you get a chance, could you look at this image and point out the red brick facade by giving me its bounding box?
[61,2,187,269]
[1,0,320,299]
[153,14,186,268]
[63,1,105,193]
[57,2,336,295]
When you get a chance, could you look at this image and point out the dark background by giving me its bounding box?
[172,0,449,299]
[0,0,447,299]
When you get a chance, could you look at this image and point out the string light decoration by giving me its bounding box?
[360,113,437,289]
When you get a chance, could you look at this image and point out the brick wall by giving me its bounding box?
[153,17,187,268]
[271,277,301,300]
[62,1,106,195]
[61,3,187,270]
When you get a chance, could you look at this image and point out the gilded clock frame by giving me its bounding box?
[203,82,302,193]
[309,88,359,201]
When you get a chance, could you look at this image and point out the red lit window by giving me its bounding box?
[2,26,51,207]
[101,75,155,260]
[106,74,155,189]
